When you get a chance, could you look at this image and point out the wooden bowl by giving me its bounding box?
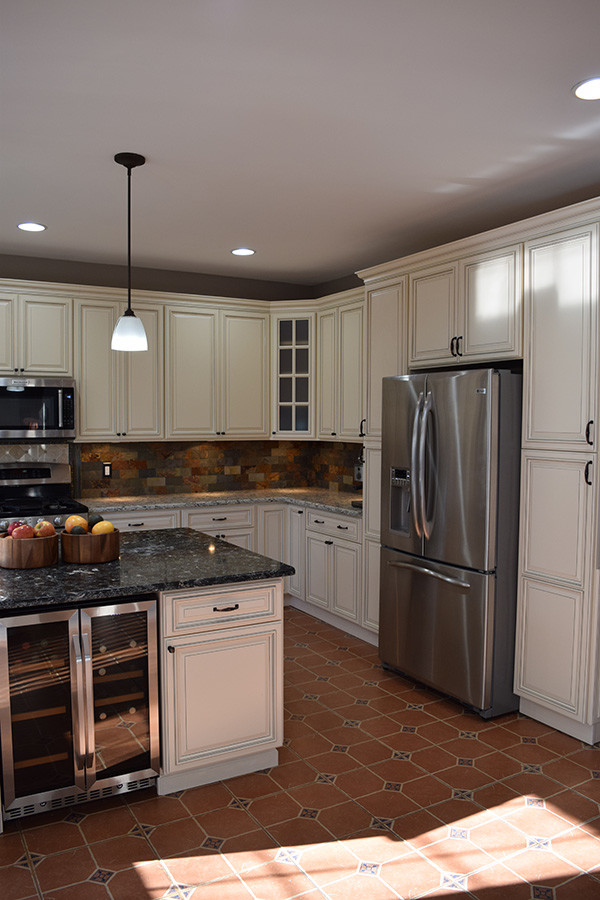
[61,529,120,564]
[0,533,59,568]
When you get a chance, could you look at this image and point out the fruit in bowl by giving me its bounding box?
[92,520,115,534]
[7,521,24,535]
[64,515,88,533]
[34,520,56,537]
[11,524,36,539]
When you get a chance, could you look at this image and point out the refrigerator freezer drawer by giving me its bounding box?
[379,547,495,711]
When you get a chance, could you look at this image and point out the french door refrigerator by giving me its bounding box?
[0,598,159,820]
[379,368,521,717]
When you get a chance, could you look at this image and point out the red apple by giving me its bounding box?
[7,521,24,535]
[12,524,35,539]
[34,520,55,537]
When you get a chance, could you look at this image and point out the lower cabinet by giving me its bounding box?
[286,506,306,599]
[306,530,361,624]
[158,580,283,791]
[363,538,381,633]
[102,508,181,531]
[255,504,286,560]
[182,505,255,550]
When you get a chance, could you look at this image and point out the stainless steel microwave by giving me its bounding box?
[0,377,76,440]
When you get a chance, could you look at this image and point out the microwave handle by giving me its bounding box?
[57,388,64,428]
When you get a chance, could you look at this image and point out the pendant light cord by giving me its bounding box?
[126,163,132,313]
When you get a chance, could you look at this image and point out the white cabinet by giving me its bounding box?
[364,280,406,438]
[523,226,598,450]
[305,510,362,624]
[286,505,306,599]
[100,508,180,531]
[159,581,283,791]
[182,505,255,550]
[317,299,364,441]
[75,299,163,440]
[363,444,382,541]
[409,245,522,367]
[363,538,381,633]
[271,313,315,438]
[0,293,72,375]
[165,305,269,439]
[256,504,286,561]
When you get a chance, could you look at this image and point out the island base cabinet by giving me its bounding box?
[158,580,284,793]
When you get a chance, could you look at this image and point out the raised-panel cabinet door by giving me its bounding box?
[330,539,360,623]
[409,264,457,365]
[0,294,15,372]
[515,577,586,718]
[163,623,282,771]
[317,309,337,438]
[363,538,381,632]
[165,306,218,438]
[122,303,164,439]
[519,452,594,589]
[365,281,406,438]
[338,302,364,440]
[20,296,73,375]
[524,226,598,449]
[287,507,306,599]
[256,505,286,560]
[210,529,255,551]
[221,311,269,437]
[459,246,522,359]
[305,534,329,609]
[75,300,120,438]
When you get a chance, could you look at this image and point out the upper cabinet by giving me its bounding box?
[523,225,598,451]
[317,297,364,441]
[271,313,315,439]
[75,299,164,441]
[166,305,269,440]
[0,293,73,375]
[364,279,407,438]
[408,245,523,368]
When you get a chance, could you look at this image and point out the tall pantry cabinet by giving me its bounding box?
[514,224,600,742]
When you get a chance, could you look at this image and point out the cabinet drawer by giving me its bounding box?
[306,510,361,542]
[182,506,254,531]
[161,580,282,636]
[105,509,180,531]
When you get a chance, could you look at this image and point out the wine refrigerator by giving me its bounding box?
[0,598,159,821]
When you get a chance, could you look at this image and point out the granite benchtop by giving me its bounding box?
[0,529,294,615]
[82,488,363,517]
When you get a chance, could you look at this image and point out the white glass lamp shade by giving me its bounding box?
[111,309,148,351]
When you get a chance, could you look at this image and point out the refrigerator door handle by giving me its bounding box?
[81,631,96,773]
[71,633,87,787]
[419,391,434,539]
[387,559,471,589]
[411,392,424,537]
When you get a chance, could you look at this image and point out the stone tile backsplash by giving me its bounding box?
[73,441,362,499]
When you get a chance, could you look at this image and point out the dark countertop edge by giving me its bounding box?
[0,564,295,617]
[81,490,363,518]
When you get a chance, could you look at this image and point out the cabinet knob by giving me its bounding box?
[359,418,366,437]
[331,432,336,436]
[297,509,304,515]
[167,646,175,654]
[325,540,333,545]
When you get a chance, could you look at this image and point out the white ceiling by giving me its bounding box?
[3,0,600,287]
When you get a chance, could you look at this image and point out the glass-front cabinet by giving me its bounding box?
[0,599,159,820]
[271,313,315,438]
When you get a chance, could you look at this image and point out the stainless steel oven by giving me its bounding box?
[0,598,160,820]
[0,376,75,440]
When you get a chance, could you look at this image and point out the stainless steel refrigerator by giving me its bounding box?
[379,368,521,717]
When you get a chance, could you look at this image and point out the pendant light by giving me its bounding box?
[111,152,148,351]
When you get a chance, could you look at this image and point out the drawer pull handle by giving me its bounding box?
[314,519,325,524]
[129,522,144,527]
[325,540,333,545]
[167,646,175,654]
[213,603,240,612]
[297,510,304,514]
[337,525,349,530]
[212,517,227,521]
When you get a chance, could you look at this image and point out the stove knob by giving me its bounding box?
[0,520,8,532]
[53,516,63,527]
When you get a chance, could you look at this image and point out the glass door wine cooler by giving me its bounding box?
[0,598,159,820]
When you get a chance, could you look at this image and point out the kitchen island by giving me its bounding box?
[0,529,293,824]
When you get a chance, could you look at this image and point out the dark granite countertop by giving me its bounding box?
[0,529,294,615]
[83,488,363,517]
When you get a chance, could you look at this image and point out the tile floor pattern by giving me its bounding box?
[1,606,600,899]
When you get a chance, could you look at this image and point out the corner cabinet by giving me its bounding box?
[75,298,164,440]
[0,293,73,376]
[317,298,364,441]
[305,509,362,624]
[182,505,255,550]
[408,245,522,368]
[165,305,269,439]
[270,313,315,438]
[158,581,283,792]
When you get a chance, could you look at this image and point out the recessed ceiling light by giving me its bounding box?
[231,247,255,256]
[573,77,600,100]
[17,222,47,232]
